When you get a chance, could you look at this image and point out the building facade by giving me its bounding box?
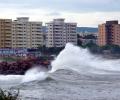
[0,19,12,48]
[46,19,77,47]
[98,24,107,46]
[12,17,43,48]
[98,20,120,46]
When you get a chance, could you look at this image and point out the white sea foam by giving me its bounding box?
[0,75,22,81]
[22,67,49,83]
[51,43,120,75]
[0,43,120,83]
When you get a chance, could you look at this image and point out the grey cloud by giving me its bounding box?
[0,0,120,13]
[46,12,62,16]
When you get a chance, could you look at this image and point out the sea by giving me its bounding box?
[1,43,120,100]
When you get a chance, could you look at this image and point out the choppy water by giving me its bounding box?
[1,70,120,100]
[1,43,120,100]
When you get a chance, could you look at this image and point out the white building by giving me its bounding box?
[78,32,98,37]
[46,19,77,47]
[12,17,43,48]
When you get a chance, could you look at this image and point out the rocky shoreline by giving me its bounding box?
[0,53,120,75]
[0,57,52,75]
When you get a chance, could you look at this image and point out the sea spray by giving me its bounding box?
[0,75,22,81]
[22,67,49,83]
[1,43,120,83]
[51,43,120,74]
[0,67,49,83]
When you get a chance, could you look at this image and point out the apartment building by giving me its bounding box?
[12,17,43,48]
[0,19,12,48]
[98,20,120,46]
[46,19,77,47]
[98,24,107,46]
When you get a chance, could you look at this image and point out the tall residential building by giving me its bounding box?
[0,19,12,48]
[46,19,77,47]
[98,20,120,46]
[12,17,43,48]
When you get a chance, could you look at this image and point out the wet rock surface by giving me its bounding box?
[0,57,51,75]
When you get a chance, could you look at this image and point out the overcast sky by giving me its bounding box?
[0,0,120,27]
